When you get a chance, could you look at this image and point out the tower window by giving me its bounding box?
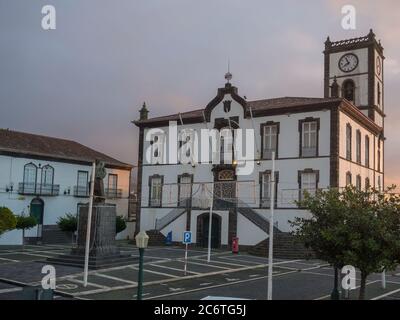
[342,79,355,102]
[377,83,381,106]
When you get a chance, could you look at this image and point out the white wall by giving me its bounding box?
[0,155,132,244]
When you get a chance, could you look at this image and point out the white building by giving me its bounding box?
[0,129,133,245]
[133,31,385,250]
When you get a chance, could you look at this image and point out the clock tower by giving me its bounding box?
[324,29,385,127]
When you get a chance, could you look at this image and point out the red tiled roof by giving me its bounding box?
[134,96,341,124]
[0,129,132,169]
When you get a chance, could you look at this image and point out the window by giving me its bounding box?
[356,130,361,164]
[356,175,362,191]
[346,124,352,160]
[76,171,89,196]
[365,177,370,191]
[23,163,37,193]
[343,79,355,102]
[41,165,54,194]
[178,174,192,207]
[377,139,381,172]
[377,83,381,106]
[365,136,370,168]
[260,171,278,208]
[107,174,118,197]
[220,128,233,164]
[300,120,319,157]
[299,170,318,201]
[346,172,352,186]
[378,176,382,192]
[149,175,163,207]
[262,123,279,159]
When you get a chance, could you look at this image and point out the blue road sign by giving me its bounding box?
[183,231,192,244]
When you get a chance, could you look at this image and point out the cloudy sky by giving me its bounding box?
[0,1,399,188]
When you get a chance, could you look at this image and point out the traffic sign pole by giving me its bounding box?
[184,243,188,276]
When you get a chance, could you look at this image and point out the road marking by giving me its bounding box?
[145,270,298,300]
[65,277,109,289]
[0,257,20,262]
[149,263,201,275]
[129,266,179,278]
[178,259,230,270]
[371,287,400,300]
[194,258,249,268]
[200,282,213,286]
[314,280,380,300]
[94,273,137,285]
[0,287,22,294]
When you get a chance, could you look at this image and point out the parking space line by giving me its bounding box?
[313,280,380,300]
[94,273,137,285]
[65,277,109,289]
[0,287,22,294]
[149,263,201,275]
[193,258,250,268]
[145,270,297,300]
[129,266,179,278]
[0,257,20,262]
[179,259,230,270]
[371,287,400,300]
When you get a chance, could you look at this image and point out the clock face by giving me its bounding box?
[338,53,359,73]
[376,57,382,75]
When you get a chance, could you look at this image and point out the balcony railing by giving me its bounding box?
[105,188,123,199]
[74,186,89,197]
[18,183,60,196]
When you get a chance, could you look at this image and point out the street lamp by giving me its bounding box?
[135,231,149,300]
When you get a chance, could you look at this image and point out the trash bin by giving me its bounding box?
[232,237,239,254]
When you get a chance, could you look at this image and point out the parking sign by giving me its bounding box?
[183,231,192,244]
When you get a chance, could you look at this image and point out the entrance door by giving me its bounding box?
[30,198,44,238]
[202,215,220,248]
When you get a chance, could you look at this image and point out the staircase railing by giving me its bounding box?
[237,200,281,234]
[155,207,187,231]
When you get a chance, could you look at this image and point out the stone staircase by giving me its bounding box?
[248,232,314,259]
[41,225,73,244]
[132,229,167,246]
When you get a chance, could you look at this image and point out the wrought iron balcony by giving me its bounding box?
[73,186,89,197]
[105,188,123,199]
[18,183,60,196]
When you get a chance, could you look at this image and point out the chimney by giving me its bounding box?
[330,76,340,98]
[139,102,149,120]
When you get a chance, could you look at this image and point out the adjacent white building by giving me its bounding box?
[0,129,133,245]
[133,31,385,249]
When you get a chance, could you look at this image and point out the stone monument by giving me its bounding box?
[48,160,133,269]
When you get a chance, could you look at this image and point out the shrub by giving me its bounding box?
[116,215,127,234]
[57,213,78,233]
[0,207,16,236]
[15,215,37,230]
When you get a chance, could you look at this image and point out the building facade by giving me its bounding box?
[133,31,385,249]
[0,129,133,245]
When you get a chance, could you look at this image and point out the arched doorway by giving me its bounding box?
[30,198,44,238]
[196,212,221,248]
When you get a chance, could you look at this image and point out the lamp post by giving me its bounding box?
[135,231,149,300]
[330,266,340,300]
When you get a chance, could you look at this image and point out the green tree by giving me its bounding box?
[57,213,77,245]
[0,207,16,236]
[291,186,400,300]
[15,215,37,250]
[116,215,127,234]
